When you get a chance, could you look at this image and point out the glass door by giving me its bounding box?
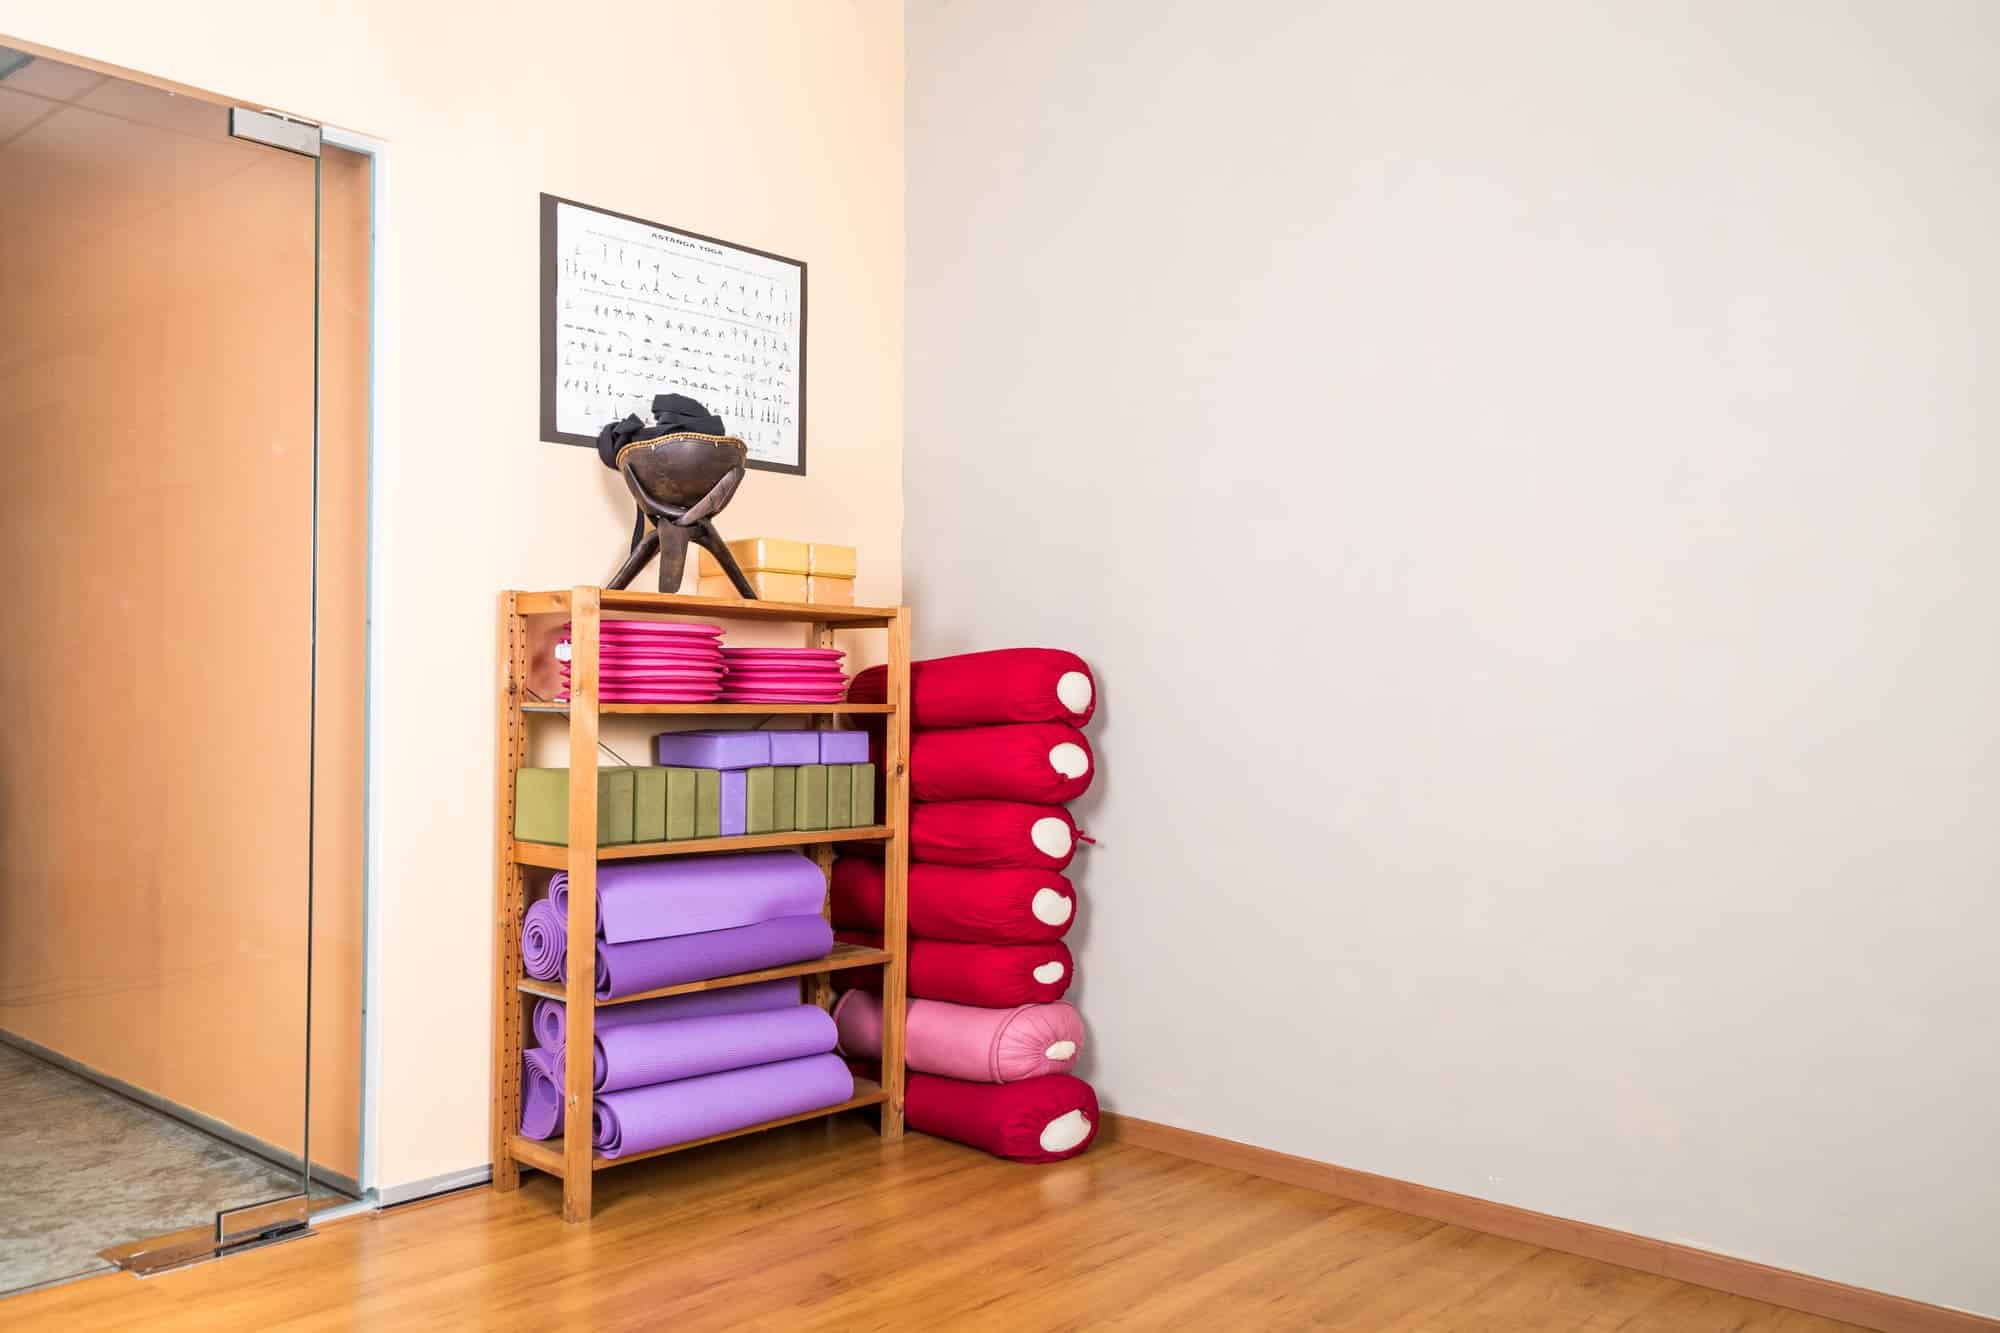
[0,44,362,1290]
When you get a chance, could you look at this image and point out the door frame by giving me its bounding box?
[320,121,389,1215]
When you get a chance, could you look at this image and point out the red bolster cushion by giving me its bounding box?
[905,1072,1100,1163]
[910,723,1094,804]
[849,648,1096,729]
[832,857,1075,943]
[837,930,1073,1006]
[912,800,1078,871]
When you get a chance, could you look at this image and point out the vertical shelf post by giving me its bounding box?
[491,593,527,1191]
[877,607,912,1138]
[806,618,838,1012]
[562,587,602,1220]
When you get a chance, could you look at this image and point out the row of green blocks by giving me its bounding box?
[514,763,877,846]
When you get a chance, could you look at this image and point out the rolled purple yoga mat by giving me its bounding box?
[520,1047,564,1140]
[591,1053,855,1158]
[592,1005,836,1092]
[521,899,566,981]
[549,851,825,944]
[532,978,798,1051]
[595,915,833,999]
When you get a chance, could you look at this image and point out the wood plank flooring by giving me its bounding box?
[3,1115,1871,1332]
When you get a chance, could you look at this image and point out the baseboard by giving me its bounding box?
[377,1165,491,1208]
[1102,1114,1996,1333]
[0,1028,362,1199]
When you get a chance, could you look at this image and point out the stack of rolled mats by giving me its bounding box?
[836,648,1100,1163]
[517,850,852,1156]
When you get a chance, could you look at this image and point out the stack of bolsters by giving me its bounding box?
[835,649,1100,1163]
[516,851,853,1158]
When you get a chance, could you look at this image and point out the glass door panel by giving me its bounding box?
[0,45,334,1290]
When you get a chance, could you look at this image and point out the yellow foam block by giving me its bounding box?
[806,575,855,606]
[807,543,858,578]
[698,537,809,578]
[699,571,810,602]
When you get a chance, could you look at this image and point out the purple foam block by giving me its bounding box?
[532,977,798,1051]
[594,915,833,999]
[721,769,748,836]
[549,852,824,944]
[520,1048,564,1139]
[591,1053,855,1157]
[769,732,821,765]
[654,730,772,770]
[818,730,870,763]
[589,1005,836,1092]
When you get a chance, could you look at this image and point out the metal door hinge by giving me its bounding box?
[230,107,321,158]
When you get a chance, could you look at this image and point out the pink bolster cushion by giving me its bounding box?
[833,990,1083,1083]
[837,930,1074,1006]
[831,856,1075,944]
[848,648,1096,729]
[912,800,1079,871]
[905,1072,1100,1163]
[910,723,1094,804]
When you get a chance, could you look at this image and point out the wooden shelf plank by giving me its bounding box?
[514,589,894,626]
[509,1134,566,1177]
[508,1079,886,1178]
[515,943,891,1006]
[515,826,891,868]
[521,701,894,716]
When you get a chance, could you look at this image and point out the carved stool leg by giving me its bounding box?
[688,521,756,598]
[607,526,660,591]
[656,523,695,594]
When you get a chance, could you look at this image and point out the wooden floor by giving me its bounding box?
[4,1114,1868,1332]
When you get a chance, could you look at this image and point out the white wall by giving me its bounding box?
[906,0,1998,1317]
[1,0,904,1192]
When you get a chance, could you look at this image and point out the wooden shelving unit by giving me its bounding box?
[491,587,911,1222]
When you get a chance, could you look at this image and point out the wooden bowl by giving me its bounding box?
[615,432,748,510]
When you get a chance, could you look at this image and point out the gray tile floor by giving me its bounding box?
[0,1042,321,1295]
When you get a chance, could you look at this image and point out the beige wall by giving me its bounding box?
[906,0,1998,1321]
[1,0,904,1191]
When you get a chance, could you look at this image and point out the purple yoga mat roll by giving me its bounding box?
[549,851,825,945]
[532,978,798,1051]
[521,899,566,981]
[520,1047,564,1140]
[590,1005,836,1092]
[591,1053,855,1158]
[595,915,833,999]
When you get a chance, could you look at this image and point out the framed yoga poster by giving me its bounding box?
[539,192,808,474]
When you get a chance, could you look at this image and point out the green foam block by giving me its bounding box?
[772,766,797,833]
[632,767,667,843]
[601,768,636,845]
[797,764,829,831]
[513,768,567,844]
[827,765,853,830]
[851,762,876,827]
[696,768,721,838]
[512,768,631,845]
[664,767,698,840]
[746,766,777,835]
